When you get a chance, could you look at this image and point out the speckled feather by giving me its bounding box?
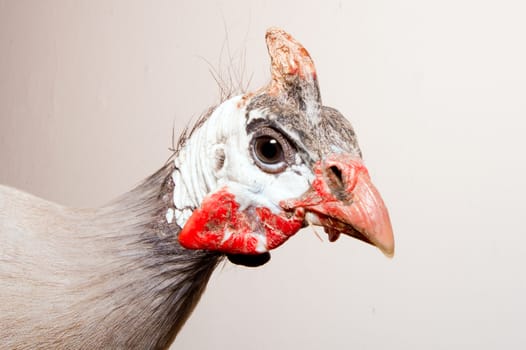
[0,164,221,349]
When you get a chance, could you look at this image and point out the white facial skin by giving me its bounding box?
[170,95,314,228]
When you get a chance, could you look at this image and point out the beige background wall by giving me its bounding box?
[1,1,526,349]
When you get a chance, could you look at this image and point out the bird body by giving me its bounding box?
[0,165,219,348]
[0,28,394,349]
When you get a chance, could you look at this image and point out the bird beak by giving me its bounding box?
[264,29,393,256]
[281,154,394,257]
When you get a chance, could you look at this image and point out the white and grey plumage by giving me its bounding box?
[0,28,394,349]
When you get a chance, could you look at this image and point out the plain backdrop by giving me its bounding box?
[1,1,525,349]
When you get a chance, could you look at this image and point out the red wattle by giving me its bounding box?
[255,207,303,250]
[178,187,305,254]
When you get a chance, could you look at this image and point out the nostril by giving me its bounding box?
[329,165,343,186]
[326,165,348,201]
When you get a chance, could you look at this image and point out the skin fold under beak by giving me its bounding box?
[281,153,395,257]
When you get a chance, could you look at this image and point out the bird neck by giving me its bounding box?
[87,162,222,348]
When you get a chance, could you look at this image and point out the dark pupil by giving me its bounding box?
[255,137,283,164]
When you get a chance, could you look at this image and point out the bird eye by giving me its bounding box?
[254,137,283,164]
[251,127,294,173]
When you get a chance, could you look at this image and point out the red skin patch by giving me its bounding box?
[281,155,366,209]
[280,154,394,256]
[280,155,368,237]
[179,154,394,256]
[178,188,304,254]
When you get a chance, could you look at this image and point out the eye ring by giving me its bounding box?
[250,127,295,174]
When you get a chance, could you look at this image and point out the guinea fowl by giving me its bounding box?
[0,28,394,349]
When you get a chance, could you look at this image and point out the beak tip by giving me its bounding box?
[377,230,395,258]
[381,247,395,259]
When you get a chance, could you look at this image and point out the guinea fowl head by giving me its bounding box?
[0,27,394,350]
[173,28,394,266]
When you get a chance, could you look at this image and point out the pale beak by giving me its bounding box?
[281,154,395,257]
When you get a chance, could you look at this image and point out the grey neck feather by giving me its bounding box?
[70,163,222,349]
